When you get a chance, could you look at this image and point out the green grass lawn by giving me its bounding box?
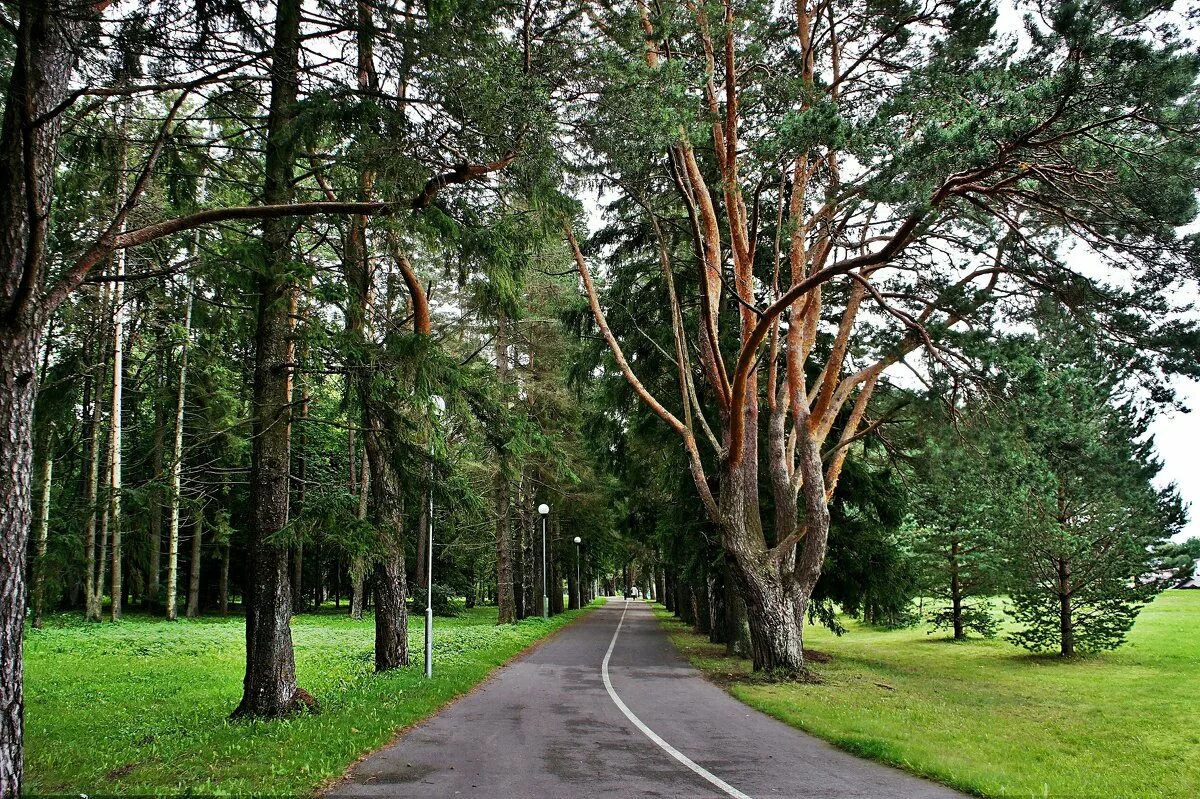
[654,591,1200,799]
[24,602,595,796]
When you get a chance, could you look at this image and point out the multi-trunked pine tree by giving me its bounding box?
[566,0,1200,673]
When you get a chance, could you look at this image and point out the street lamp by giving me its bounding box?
[425,395,445,679]
[538,503,550,618]
[573,536,582,609]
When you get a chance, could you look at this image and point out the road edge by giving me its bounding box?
[317,598,607,797]
[646,602,986,799]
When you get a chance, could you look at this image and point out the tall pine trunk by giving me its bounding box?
[164,278,193,621]
[550,518,564,615]
[234,0,309,718]
[218,544,230,616]
[107,98,130,622]
[493,310,516,624]
[0,3,95,787]
[31,438,52,628]
[107,253,124,621]
[365,415,410,671]
[1058,558,1075,657]
[414,487,428,595]
[291,375,308,613]
[147,347,164,607]
[83,326,105,622]
[521,483,535,618]
[349,448,368,621]
[0,330,40,793]
[186,514,203,618]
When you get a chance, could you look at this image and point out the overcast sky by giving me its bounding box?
[1150,378,1200,543]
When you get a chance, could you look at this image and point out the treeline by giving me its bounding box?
[28,239,616,627]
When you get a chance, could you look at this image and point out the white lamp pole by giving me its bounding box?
[425,396,445,679]
[538,503,550,619]
[573,536,582,609]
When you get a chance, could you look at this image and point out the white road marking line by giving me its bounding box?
[601,600,754,799]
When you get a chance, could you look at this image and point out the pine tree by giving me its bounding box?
[1005,328,1184,656]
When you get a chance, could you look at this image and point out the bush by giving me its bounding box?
[409,583,460,617]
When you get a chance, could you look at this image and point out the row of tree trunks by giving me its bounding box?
[724,578,752,657]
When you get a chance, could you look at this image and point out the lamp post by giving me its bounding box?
[573,536,582,609]
[538,503,549,618]
[425,395,445,679]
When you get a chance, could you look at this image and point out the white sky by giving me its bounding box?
[1150,379,1200,542]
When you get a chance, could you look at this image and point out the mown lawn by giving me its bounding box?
[654,591,1200,799]
[24,602,596,796]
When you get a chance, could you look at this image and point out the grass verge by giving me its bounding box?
[652,592,1200,799]
[24,601,598,796]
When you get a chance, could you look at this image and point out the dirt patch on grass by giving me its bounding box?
[105,762,139,781]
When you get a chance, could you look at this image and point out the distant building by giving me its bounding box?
[1176,558,1200,589]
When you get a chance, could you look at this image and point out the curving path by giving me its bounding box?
[327,598,966,798]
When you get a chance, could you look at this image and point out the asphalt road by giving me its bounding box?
[328,598,966,798]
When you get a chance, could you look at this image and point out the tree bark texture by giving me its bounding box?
[493,311,516,624]
[365,416,410,671]
[291,376,308,613]
[83,332,104,622]
[235,0,308,719]
[186,515,203,618]
[31,440,52,628]
[1058,558,1074,657]
[950,539,964,640]
[164,278,193,621]
[707,572,727,645]
[148,348,164,607]
[550,519,564,615]
[0,2,90,790]
[691,584,711,636]
[0,330,39,795]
